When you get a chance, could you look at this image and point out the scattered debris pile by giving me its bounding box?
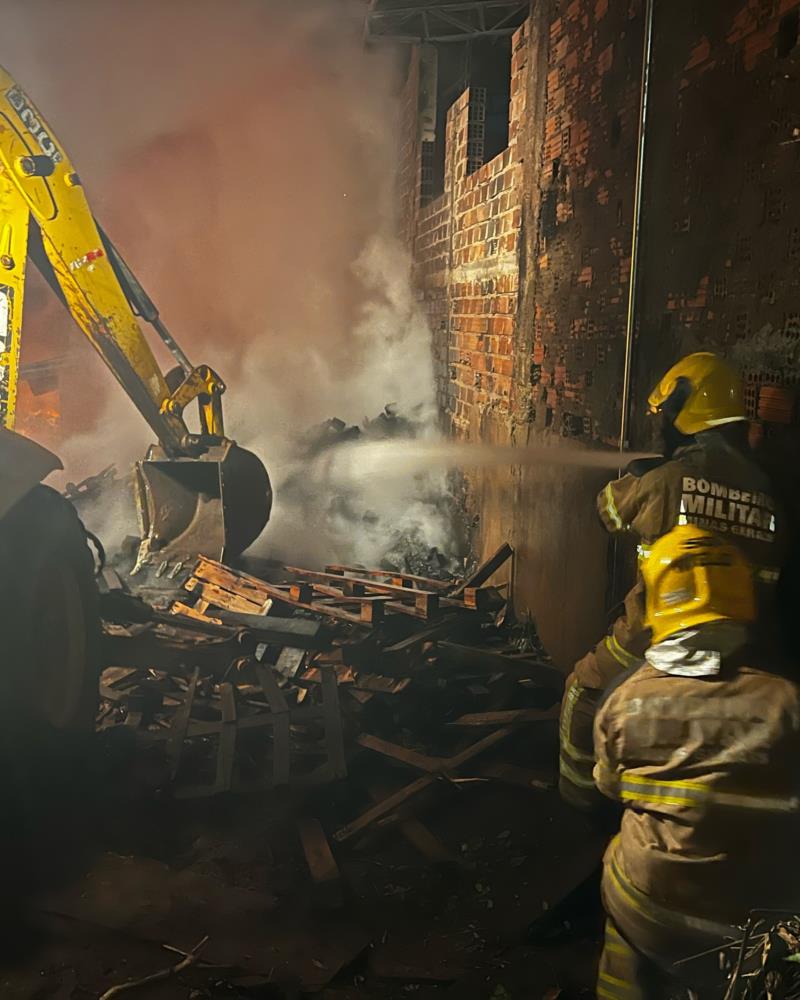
[720,913,800,999]
[31,477,604,999]
[279,403,468,578]
[98,541,564,843]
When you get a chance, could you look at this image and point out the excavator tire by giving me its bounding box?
[0,484,100,743]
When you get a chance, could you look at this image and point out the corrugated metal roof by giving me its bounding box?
[365,1,530,43]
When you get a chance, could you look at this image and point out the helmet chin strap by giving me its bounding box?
[656,376,695,457]
[658,410,693,458]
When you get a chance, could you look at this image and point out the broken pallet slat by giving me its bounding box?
[321,666,347,780]
[185,578,269,616]
[297,816,341,888]
[216,682,238,793]
[357,734,441,773]
[448,706,560,727]
[170,601,223,625]
[255,663,291,785]
[353,674,411,695]
[451,542,513,597]
[193,557,275,605]
[215,611,325,649]
[436,641,564,690]
[286,567,441,617]
[168,666,199,780]
[477,761,556,790]
[274,647,307,679]
[335,728,513,843]
[324,564,451,591]
[461,586,502,612]
[366,783,455,865]
[301,584,390,623]
[244,580,375,626]
[382,619,466,654]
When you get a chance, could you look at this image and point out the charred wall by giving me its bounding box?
[400,0,800,668]
[634,0,800,445]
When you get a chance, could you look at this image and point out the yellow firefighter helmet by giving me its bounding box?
[641,524,756,644]
[647,352,746,436]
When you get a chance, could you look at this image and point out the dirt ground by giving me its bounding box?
[0,726,606,999]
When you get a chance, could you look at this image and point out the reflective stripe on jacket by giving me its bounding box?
[560,582,648,807]
[597,434,784,593]
[560,433,786,812]
[559,674,602,808]
[594,659,800,925]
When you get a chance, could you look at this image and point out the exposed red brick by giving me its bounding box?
[685,36,712,70]
[596,43,614,75]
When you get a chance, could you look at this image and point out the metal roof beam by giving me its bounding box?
[366,1,529,42]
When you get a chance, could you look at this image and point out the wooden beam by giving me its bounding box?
[287,567,441,617]
[335,728,512,843]
[321,666,347,780]
[366,783,455,864]
[297,816,343,908]
[451,542,513,596]
[184,578,269,616]
[255,664,290,786]
[215,683,237,793]
[167,666,198,780]
[324,564,451,591]
[436,642,564,690]
[448,706,559,727]
[193,556,274,604]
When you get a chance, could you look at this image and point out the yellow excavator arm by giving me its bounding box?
[0,66,224,452]
[0,66,271,568]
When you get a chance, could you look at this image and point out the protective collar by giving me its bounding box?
[644,621,749,677]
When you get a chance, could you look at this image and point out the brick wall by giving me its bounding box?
[634,0,800,445]
[532,0,644,446]
[399,0,800,666]
[412,25,529,442]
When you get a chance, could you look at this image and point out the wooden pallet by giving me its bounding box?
[175,557,503,628]
[129,659,347,798]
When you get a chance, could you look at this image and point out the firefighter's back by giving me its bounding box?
[597,656,800,925]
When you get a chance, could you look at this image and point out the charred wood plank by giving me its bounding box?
[297,816,343,907]
[324,564,451,591]
[248,581,378,627]
[167,666,199,780]
[335,728,512,843]
[357,734,440,773]
[255,664,290,785]
[185,578,270,616]
[366,783,455,864]
[451,542,513,596]
[448,706,559,727]
[215,683,237,793]
[436,641,563,690]
[193,557,275,606]
[287,567,441,617]
[321,666,347,780]
[476,761,556,790]
[170,601,223,625]
[214,612,326,649]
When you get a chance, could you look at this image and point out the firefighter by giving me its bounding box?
[559,352,784,809]
[594,524,800,999]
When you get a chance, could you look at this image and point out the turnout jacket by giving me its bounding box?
[559,432,784,809]
[594,656,800,927]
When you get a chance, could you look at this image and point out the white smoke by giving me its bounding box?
[3,0,460,570]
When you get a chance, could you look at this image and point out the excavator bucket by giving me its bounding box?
[133,441,272,570]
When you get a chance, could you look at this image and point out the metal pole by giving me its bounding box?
[610,0,656,612]
[618,0,655,460]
